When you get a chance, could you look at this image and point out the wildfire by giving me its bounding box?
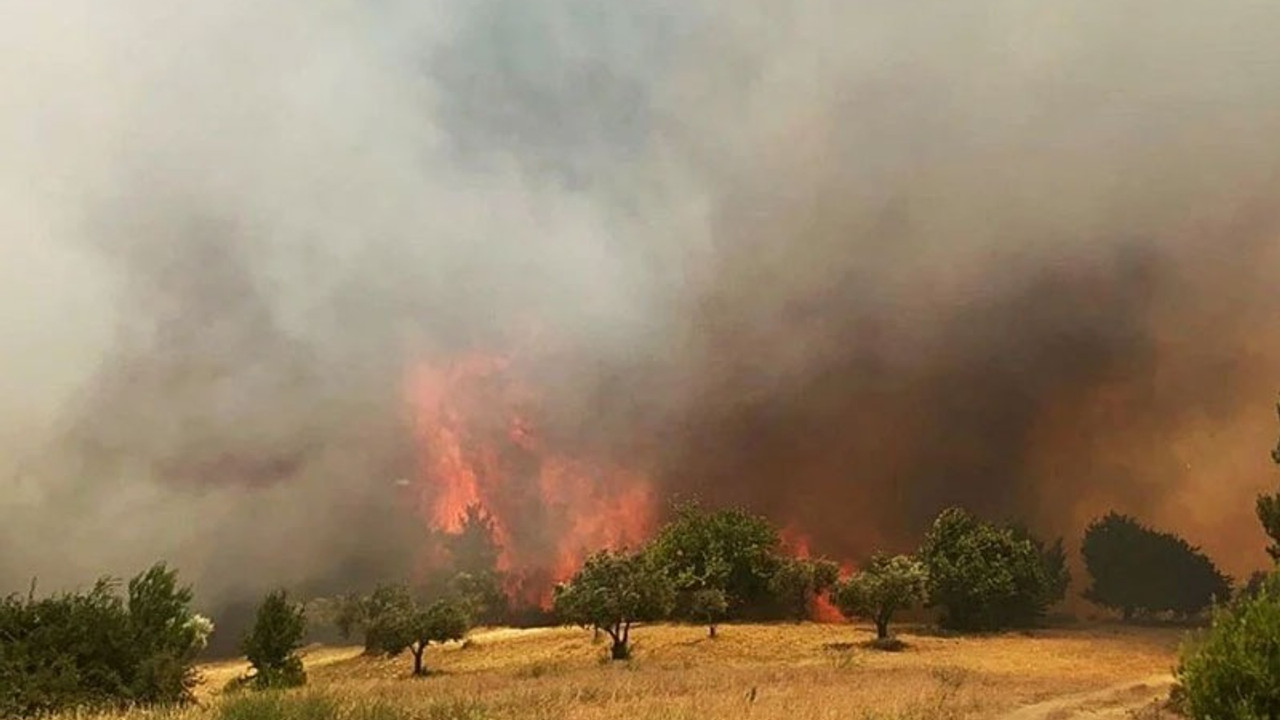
[409,352,655,607]
[782,524,849,624]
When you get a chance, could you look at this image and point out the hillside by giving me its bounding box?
[71,622,1186,720]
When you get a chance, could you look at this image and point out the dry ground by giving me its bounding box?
[64,622,1188,720]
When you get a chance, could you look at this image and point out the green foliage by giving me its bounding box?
[1175,571,1280,719]
[349,583,470,675]
[243,590,307,689]
[688,588,728,637]
[553,549,675,660]
[1082,512,1231,620]
[0,563,209,717]
[767,557,840,621]
[1259,403,1280,562]
[646,501,782,620]
[919,507,1068,631]
[832,554,928,640]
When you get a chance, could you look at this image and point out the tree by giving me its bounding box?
[242,590,306,689]
[122,564,208,704]
[352,584,470,676]
[767,557,840,621]
[832,554,928,640]
[552,549,675,660]
[919,507,1067,631]
[646,501,782,622]
[689,588,728,638]
[1258,402,1280,562]
[1082,512,1230,620]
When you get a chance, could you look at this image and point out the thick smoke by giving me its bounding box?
[2,0,1278,635]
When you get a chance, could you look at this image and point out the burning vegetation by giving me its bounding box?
[408,352,656,608]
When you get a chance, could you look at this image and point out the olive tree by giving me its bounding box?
[832,554,928,641]
[553,549,674,660]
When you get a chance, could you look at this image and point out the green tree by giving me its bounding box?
[919,507,1067,631]
[553,549,675,660]
[1082,512,1230,620]
[767,557,840,622]
[688,588,728,638]
[1176,572,1280,719]
[242,590,306,689]
[1258,402,1280,562]
[0,563,209,717]
[352,584,470,676]
[832,554,928,640]
[123,564,207,704]
[646,501,782,622]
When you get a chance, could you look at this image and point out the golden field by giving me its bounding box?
[64,622,1189,720]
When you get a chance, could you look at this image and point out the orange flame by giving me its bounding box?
[782,524,848,624]
[409,352,655,607]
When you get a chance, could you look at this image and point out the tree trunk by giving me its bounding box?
[875,618,889,640]
[610,639,629,660]
[1122,606,1134,623]
[412,644,426,676]
[708,624,717,639]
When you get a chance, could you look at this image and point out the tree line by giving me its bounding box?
[5,401,1279,717]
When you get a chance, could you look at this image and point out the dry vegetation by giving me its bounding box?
[55,622,1186,720]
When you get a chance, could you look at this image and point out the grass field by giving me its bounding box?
[66,622,1189,720]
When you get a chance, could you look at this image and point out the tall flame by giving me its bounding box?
[409,352,655,606]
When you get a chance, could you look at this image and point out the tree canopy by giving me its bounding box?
[646,501,782,621]
[1082,512,1231,620]
[832,553,929,640]
[919,507,1068,631]
[553,549,675,660]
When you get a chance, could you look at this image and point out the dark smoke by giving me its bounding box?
[2,0,1278,644]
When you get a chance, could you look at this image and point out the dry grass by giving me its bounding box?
[54,623,1185,720]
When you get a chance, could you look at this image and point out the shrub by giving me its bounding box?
[1082,512,1231,620]
[919,507,1067,631]
[243,590,307,689]
[553,549,674,660]
[0,563,208,717]
[1175,572,1280,719]
[832,553,928,640]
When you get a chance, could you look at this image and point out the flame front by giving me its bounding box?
[409,352,655,607]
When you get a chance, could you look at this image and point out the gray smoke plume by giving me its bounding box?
[2,0,1278,640]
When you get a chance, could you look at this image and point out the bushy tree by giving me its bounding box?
[243,590,306,689]
[1176,572,1280,719]
[832,554,928,640]
[335,583,470,675]
[646,501,782,623]
[767,557,840,621]
[0,563,209,717]
[1082,512,1231,620]
[919,507,1067,631]
[553,549,675,660]
[689,588,728,638]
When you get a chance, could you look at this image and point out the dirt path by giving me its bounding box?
[999,674,1176,720]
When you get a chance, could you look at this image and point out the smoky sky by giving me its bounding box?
[2,0,1279,624]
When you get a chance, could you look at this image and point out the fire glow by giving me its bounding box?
[408,352,656,606]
